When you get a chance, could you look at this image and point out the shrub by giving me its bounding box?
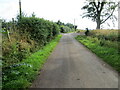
[60,25,72,33]
[2,35,62,89]
[18,17,60,45]
[2,16,60,67]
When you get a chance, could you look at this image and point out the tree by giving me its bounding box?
[56,20,65,26]
[31,12,36,17]
[81,0,118,29]
[66,23,74,29]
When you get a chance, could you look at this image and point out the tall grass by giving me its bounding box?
[76,29,119,72]
[90,29,119,41]
[75,35,120,72]
[2,35,62,89]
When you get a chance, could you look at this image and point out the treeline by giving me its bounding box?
[56,20,77,33]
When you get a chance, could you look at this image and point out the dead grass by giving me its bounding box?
[91,29,118,36]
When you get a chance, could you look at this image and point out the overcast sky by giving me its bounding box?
[0,0,119,29]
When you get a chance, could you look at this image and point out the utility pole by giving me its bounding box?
[0,19,1,90]
[0,19,2,44]
[118,1,120,29]
[74,19,75,31]
[12,18,15,31]
[74,19,75,29]
[19,0,22,20]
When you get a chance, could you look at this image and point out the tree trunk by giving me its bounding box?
[96,20,101,29]
[96,13,101,29]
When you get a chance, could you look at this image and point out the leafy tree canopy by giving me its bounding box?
[81,0,118,29]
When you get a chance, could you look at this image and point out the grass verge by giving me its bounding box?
[75,35,120,72]
[2,35,62,89]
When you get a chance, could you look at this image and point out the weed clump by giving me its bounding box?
[85,28,89,36]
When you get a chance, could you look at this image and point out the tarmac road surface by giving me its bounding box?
[31,33,118,88]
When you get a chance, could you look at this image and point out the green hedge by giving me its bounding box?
[2,35,62,89]
[2,17,60,67]
[18,17,60,45]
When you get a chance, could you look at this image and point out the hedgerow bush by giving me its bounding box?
[60,25,73,33]
[56,20,76,33]
[2,16,60,67]
[2,31,36,67]
[2,35,62,89]
[2,16,61,89]
[18,17,60,45]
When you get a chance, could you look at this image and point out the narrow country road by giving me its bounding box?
[31,33,118,88]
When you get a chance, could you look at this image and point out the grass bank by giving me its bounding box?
[3,35,62,89]
[75,35,120,72]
